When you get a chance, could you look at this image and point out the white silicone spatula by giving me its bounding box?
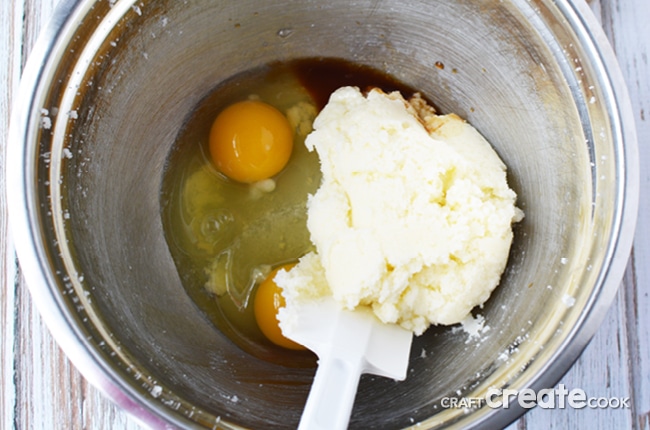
[283,296,413,430]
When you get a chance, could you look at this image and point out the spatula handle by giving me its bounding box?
[298,354,363,430]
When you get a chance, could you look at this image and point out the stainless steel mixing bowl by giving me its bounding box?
[7,0,638,428]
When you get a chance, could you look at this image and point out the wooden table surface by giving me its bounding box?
[1,0,648,429]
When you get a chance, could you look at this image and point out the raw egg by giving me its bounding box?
[254,264,305,350]
[209,100,293,183]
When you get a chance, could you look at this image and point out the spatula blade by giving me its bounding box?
[283,296,413,429]
[283,297,412,379]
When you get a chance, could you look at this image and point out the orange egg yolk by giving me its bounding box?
[209,100,293,183]
[254,264,305,350]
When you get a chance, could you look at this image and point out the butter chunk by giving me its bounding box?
[277,86,522,336]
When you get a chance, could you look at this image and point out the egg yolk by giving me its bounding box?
[254,264,305,350]
[209,100,293,183]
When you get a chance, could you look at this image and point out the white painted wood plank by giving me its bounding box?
[1,0,25,428]
[599,0,650,426]
[21,0,57,63]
